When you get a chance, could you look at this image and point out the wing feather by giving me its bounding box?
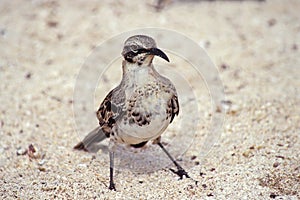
[167,94,179,123]
[96,87,126,137]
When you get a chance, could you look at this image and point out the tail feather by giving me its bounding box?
[74,127,107,153]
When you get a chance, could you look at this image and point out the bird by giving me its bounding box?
[74,35,193,190]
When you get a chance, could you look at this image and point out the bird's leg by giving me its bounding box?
[157,142,193,180]
[109,151,116,190]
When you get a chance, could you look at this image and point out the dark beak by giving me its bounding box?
[149,48,169,62]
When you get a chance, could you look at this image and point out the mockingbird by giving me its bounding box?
[74,35,192,190]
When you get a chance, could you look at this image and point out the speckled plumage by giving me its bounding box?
[95,58,179,146]
[74,35,192,191]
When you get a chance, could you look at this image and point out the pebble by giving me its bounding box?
[221,100,232,110]
[38,159,47,166]
[77,163,87,168]
[16,147,28,156]
[272,162,280,168]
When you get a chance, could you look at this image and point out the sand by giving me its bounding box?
[0,0,299,199]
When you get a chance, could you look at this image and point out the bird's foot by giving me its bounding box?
[169,168,198,186]
[109,183,116,191]
[170,167,190,179]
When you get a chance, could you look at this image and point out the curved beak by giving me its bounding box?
[149,48,169,62]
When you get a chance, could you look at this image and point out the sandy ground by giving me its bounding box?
[0,0,299,199]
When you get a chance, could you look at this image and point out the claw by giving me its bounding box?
[169,168,190,179]
[109,183,116,191]
[169,168,198,186]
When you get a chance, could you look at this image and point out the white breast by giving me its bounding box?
[115,64,173,144]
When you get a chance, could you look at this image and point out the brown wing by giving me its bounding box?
[96,86,126,137]
[167,94,179,123]
[74,87,125,151]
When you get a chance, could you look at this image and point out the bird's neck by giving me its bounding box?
[121,60,156,87]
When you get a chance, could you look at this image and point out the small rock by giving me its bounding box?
[38,159,46,166]
[270,193,278,198]
[28,144,42,159]
[25,72,32,79]
[220,100,234,114]
[38,167,46,172]
[267,18,277,27]
[191,155,197,160]
[273,162,280,168]
[199,40,211,49]
[292,44,298,51]
[47,21,58,28]
[256,145,264,150]
[220,63,229,70]
[242,150,253,158]
[275,155,285,159]
[77,163,87,168]
[16,147,27,156]
[0,28,6,36]
[215,106,222,113]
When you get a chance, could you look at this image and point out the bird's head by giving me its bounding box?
[122,35,169,66]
